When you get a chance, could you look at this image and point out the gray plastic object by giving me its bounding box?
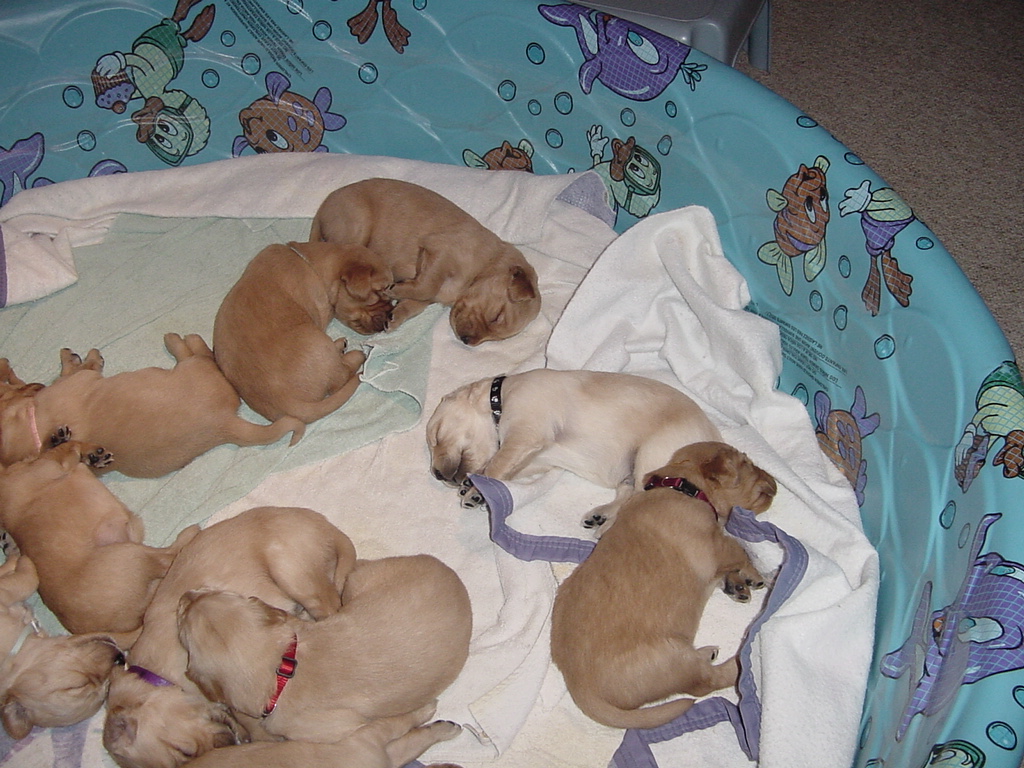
[577,0,771,69]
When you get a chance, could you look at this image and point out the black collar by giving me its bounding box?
[489,375,507,425]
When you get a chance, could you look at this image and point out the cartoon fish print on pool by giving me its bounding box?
[348,0,411,53]
[922,739,986,768]
[90,0,214,166]
[814,386,880,506]
[839,180,916,316]
[881,513,1024,741]
[0,133,45,207]
[955,361,1024,492]
[232,72,347,156]
[587,125,661,221]
[0,133,126,207]
[463,140,535,172]
[538,4,706,100]
[757,156,830,296]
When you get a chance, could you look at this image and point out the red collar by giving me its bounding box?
[262,636,298,717]
[644,475,713,508]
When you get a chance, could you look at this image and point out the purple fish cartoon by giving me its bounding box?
[881,514,1024,741]
[539,3,705,100]
[814,386,879,506]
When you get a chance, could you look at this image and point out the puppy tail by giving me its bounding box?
[276,373,363,425]
[226,415,306,448]
[573,690,697,730]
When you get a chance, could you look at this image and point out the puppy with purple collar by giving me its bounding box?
[550,441,776,730]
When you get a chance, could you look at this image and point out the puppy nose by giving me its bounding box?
[432,468,446,482]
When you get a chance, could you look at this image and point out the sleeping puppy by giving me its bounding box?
[103,506,358,768]
[177,554,472,744]
[309,177,541,345]
[550,441,777,730]
[213,241,387,423]
[426,369,722,530]
[0,440,199,634]
[0,333,305,477]
[180,703,459,768]
[0,553,126,740]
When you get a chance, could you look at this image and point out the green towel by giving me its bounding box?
[0,213,440,550]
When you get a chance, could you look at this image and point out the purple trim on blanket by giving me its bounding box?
[472,475,809,765]
[472,474,596,564]
[0,224,8,307]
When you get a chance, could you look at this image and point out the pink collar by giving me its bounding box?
[643,475,715,512]
[262,636,298,717]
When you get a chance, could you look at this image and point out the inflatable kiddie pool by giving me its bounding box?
[1,3,1021,768]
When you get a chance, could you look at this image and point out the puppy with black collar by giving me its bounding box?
[549,441,776,729]
[425,368,722,531]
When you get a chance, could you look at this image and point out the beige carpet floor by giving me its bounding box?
[736,0,1024,361]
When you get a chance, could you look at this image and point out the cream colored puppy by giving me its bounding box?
[103,506,358,768]
[550,442,777,730]
[310,177,540,345]
[0,441,199,634]
[0,333,304,477]
[0,554,126,740]
[181,703,459,768]
[177,554,472,744]
[426,369,722,530]
[214,241,388,423]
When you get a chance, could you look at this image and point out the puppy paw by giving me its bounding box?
[0,530,20,557]
[697,645,720,662]
[723,568,766,603]
[85,446,114,469]
[458,478,487,509]
[49,425,72,447]
[581,512,607,530]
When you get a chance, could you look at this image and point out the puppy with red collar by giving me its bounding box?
[550,441,776,730]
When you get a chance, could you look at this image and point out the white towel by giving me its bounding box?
[541,206,880,768]
[0,152,613,306]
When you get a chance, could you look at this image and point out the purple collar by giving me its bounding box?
[127,665,176,687]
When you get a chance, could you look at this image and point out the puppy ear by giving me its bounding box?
[341,261,387,303]
[507,266,537,302]
[1,695,34,740]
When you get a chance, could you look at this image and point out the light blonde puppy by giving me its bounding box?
[0,554,126,740]
[213,241,388,423]
[0,333,304,477]
[426,369,723,530]
[180,702,459,768]
[0,441,199,634]
[103,507,358,768]
[550,442,777,730]
[177,554,472,744]
[310,177,541,345]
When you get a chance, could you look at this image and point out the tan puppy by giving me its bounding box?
[310,177,541,345]
[550,442,777,730]
[213,241,387,423]
[103,506,358,768]
[0,441,199,634]
[426,369,723,530]
[0,553,126,739]
[177,554,472,744]
[180,702,459,768]
[0,333,305,477]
